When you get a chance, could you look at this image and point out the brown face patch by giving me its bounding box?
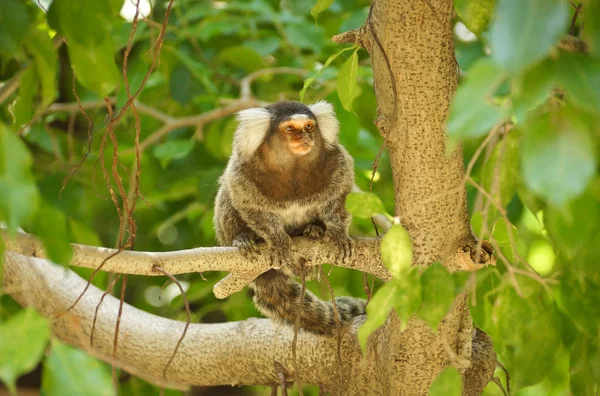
[279,118,316,156]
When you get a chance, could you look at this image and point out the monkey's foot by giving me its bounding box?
[324,231,354,263]
[267,237,297,269]
[302,224,325,240]
[232,234,261,263]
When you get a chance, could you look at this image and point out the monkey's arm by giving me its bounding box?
[236,207,296,268]
[320,197,354,262]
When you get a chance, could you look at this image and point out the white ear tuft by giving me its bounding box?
[233,108,272,158]
[308,101,339,148]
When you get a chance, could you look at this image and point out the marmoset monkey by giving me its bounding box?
[214,100,366,335]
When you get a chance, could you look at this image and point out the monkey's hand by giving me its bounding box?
[302,224,325,240]
[324,229,354,263]
[266,235,297,270]
[232,232,262,263]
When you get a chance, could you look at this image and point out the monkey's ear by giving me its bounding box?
[308,101,339,147]
[234,108,272,158]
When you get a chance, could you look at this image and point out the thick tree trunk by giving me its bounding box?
[335,0,495,394]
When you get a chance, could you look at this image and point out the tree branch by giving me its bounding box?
[2,230,390,299]
[2,252,364,391]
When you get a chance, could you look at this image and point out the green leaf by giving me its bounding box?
[311,0,334,22]
[0,124,40,231]
[284,24,324,53]
[344,192,386,219]
[358,282,397,352]
[42,341,114,396]
[48,0,117,47]
[491,217,518,263]
[481,129,520,208]
[418,263,456,330]
[545,190,599,259]
[380,224,412,278]
[0,308,50,393]
[29,202,73,266]
[218,46,266,73]
[169,63,193,104]
[153,139,196,169]
[583,0,600,55]
[511,59,556,122]
[48,0,120,96]
[394,269,422,330]
[489,0,569,74]
[13,67,37,125]
[300,46,355,101]
[337,48,360,112]
[68,218,103,247]
[555,52,600,113]
[429,366,462,396]
[67,40,120,97]
[446,58,507,140]
[0,0,32,56]
[521,108,596,207]
[454,0,496,34]
[555,273,600,338]
[25,29,58,108]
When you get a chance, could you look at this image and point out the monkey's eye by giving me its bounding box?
[304,122,314,131]
[284,124,294,132]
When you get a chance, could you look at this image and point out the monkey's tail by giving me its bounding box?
[249,269,366,336]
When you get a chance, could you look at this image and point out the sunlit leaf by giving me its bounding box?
[454,0,496,34]
[0,308,50,394]
[42,341,114,396]
[446,58,507,140]
[337,48,360,112]
[48,0,120,96]
[67,40,121,96]
[311,0,334,22]
[429,366,462,395]
[358,282,397,352]
[345,192,386,219]
[489,0,569,74]
[0,124,40,231]
[380,224,412,278]
[300,46,355,101]
[521,108,595,207]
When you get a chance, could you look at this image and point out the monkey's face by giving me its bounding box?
[278,115,316,156]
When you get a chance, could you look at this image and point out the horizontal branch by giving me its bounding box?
[2,252,364,390]
[2,230,390,299]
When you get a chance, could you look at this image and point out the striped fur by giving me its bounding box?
[214,100,365,335]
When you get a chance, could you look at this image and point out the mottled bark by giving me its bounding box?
[334,0,496,394]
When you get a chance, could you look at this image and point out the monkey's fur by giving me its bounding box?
[214,100,366,335]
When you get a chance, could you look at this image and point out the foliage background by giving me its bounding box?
[0,0,598,395]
